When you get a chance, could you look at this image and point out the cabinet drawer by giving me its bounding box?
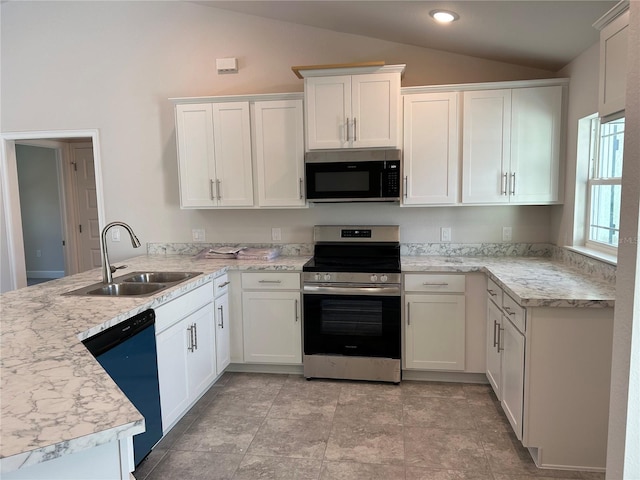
[404,274,465,293]
[214,274,230,298]
[502,292,525,333]
[241,272,300,290]
[487,277,503,305]
[155,281,213,333]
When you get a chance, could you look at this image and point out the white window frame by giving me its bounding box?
[584,116,624,256]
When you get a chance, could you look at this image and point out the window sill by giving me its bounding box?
[566,245,617,266]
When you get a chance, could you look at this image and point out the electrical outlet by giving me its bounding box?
[440,227,452,242]
[111,228,121,242]
[502,226,513,242]
[271,227,282,241]
[36,249,42,258]
[192,228,206,242]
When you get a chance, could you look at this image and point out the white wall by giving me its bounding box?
[0,1,557,265]
[551,42,601,246]
[607,3,640,478]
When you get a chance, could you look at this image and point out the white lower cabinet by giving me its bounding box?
[155,282,216,432]
[241,272,301,364]
[214,275,231,374]
[404,274,466,371]
[500,315,525,440]
[485,297,503,399]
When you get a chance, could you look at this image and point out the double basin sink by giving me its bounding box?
[64,271,203,297]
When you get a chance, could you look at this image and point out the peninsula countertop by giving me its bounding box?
[0,253,614,473]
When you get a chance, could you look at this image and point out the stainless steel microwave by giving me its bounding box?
[304,149,401,203]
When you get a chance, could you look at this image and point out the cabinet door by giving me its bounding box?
[501,316,525,440]
[510,86,562,204]
[187,303,217,400]
[212,102,254,206]
[254,100,306,207]
[405,294,465,371]
[242,291,302,364]
[486,299,503,399]
[351,73,400,148]
[599,11,629,117]
[305,76,351,149]
[175,103,216,208]
[215,291,231,374]
[403,92,459,205]
[156,318,190,431]
[462,89,511,204]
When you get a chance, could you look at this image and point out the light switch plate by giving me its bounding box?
[502,226,513,242]
[440,227,452,242]
[111,228,121,242]
[272,227,282,241]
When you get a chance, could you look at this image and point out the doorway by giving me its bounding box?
[0,130,105,292]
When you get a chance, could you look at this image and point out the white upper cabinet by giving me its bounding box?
[462,85,563,205]
[462,89,512,204]
[174,94,306,209]
[175,101,253,208]
[254,99,305,207]
[303,66,404,150]
[596,7,629,118]
[402,92,459,205]
[212,102,254,207]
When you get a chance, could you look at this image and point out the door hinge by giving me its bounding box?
[79,224,82,233]
[62,240,66,246]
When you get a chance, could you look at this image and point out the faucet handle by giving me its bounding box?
[110,265,128,273]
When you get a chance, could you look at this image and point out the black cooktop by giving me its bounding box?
[302,242,401,273]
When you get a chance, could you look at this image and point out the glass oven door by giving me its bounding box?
[303,292,401,359]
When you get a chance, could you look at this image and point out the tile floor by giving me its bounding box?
[133,372,605,480]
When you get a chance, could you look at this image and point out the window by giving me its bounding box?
[586,117,625,253]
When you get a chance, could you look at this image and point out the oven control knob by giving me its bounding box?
[314,273,322,281]
[370,274,378,282]
[380,275,388,282]
[324,273,331,281]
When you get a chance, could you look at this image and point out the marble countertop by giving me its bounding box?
[0,253,614,473]
[401,256,615,308]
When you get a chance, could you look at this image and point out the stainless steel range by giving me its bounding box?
[302,225,401,383]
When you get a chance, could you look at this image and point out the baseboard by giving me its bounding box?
[227,363,304,375]
[401,370,489,384]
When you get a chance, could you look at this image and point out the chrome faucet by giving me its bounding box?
[100,222,141,283]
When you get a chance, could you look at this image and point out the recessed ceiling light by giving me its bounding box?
[429,9,460,24]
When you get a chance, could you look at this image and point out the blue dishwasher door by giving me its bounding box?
[94,323,163,466]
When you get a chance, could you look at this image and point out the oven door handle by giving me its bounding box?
[303,284,401,296]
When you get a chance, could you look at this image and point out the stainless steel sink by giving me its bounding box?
[123,272,198,284]
[63,271,202,297]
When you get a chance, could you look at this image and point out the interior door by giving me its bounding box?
[71,143,100,271]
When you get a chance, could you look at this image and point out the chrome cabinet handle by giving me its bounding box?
[294,299,299,322]
[258,279,282,284]
[497,324,504,352]
[210,179,215,201]
[353,117,357,142]
[510,172,516,195]
[493,320,499,348]
[423,282,449,286]
[407,303,411,326]
[345,117,350,141]
[503,306,515,316]
[216,179,221,200]
[501,173,508,195]
[218,305,224,328]
[187,325,194,352]
[217,281,230,288]
[299,178,303,199]
[404,176,408,198]
[193,322,198,350]
[487,289,497,297]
